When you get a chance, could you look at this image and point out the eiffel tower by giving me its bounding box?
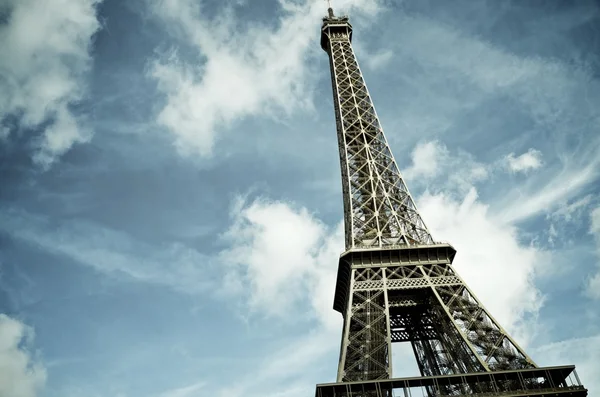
[315,7,588,397]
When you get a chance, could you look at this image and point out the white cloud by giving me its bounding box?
[418,187,544,344]
[0,0,101,167]
[220,197,343,330]
[149,0,381,157]
[504,148,543,173]
[403,140,446,179]
[0,315,47,397]
[532,334,600,394]
[586,206,600,300]
[403,140,488,194]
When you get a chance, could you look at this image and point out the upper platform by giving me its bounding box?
[320,8,353,52]
[339,243,457,267]
[333,244,457,313]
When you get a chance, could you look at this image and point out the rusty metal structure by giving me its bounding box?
[316,7,587,397]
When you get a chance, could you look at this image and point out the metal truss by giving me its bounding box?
[321,11,433,250]
[335,249,536,384]
[316,9,587,397]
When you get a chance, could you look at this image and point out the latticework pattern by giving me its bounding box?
[324,23,433,250]
[337,259,535,383]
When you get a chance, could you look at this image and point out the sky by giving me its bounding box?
[1,0,600,396]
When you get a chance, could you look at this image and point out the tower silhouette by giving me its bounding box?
[316,7,588,397]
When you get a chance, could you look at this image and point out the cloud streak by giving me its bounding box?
[0,208,215,295]
[159,381,206,397]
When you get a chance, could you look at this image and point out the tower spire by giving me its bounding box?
[314,8,588,397]
[326,0,334,18]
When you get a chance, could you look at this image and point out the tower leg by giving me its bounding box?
[338,267,391,382]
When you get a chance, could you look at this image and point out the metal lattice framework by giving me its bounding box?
[333,249,535,384]
[321,12,433,250]
[319,7,587,397]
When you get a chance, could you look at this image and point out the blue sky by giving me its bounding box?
[1,0,600,396]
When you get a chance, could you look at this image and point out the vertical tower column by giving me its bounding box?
[337,265,392,381]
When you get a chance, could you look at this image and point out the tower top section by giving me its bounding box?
[319,7,434,248]
[320,8,352,52]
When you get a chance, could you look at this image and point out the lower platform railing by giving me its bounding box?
[315,366,587,397]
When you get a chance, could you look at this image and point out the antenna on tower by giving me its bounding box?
[325,0,334,17]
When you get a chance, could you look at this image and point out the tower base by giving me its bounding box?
[315,366,587,397]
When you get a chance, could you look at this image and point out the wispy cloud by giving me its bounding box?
[549,195,594,223]
[148,0,381,157]
[0,314,47,397]
[545,195,595,247]
[0,0,102,167]
[363,48,394,70]
[0,209,215,295]
[402,140,488,195]
[498,161,598,224]
[383,11,600,224]
[532,334,600,393]
[204,329,338,397]
[395,13,599,129]
[504,148,543,173]
[586,206,600,300]
[159,381,206,397]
